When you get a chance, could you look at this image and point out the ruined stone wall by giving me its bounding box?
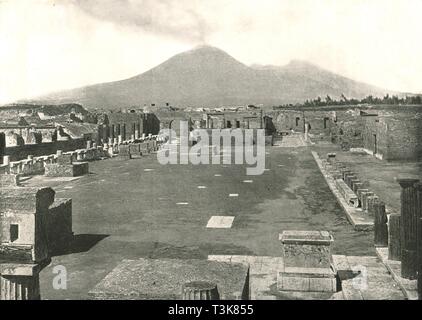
[266,110,304,132]
[361,109,422,160]
[4,139,85,162]
[384,116,422,160]
[330,109,364,150]
[303,110,333,135]
[0,127,56,146]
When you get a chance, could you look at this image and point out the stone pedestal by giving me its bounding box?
[388,213,402,261]
[415,183,422,299]
[327,153,336,164]
[374,202,388,247]
[182,281,220,300]
[277,230,336,292]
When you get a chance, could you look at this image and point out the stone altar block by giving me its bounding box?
[277,230,336,292]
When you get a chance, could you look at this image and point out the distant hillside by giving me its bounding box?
[20,46,394,109]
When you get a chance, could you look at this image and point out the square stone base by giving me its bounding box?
[45,162,88,177]
[277,267,337,292]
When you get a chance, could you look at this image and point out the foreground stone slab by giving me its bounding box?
[206,216,235,228]
[89,258,249,300]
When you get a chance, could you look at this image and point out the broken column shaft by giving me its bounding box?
[398,178,419,279]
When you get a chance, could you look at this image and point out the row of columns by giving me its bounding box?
[373,178,422,298]
[101,123,142,142]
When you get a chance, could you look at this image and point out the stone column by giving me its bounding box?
[415,183,422,299]
[182,281,220,300]
[3,155,10,166]
[86,140,92,149]
[398,178,419,279]
[374,202,388,247]
[56,150,63,156]
[388,213,401,261]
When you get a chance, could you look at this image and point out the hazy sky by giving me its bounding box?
[1,0,422,104]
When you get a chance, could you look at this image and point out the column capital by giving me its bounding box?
[414,182,422,191]
[397,178,419,188]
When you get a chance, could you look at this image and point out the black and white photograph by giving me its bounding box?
[0,0,421,307]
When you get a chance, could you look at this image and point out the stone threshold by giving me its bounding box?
[311,151,373,231]
[375,247,418,300]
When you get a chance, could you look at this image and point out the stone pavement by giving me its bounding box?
[375,247,418,300]
[208,254,405,300]
[334,255,404,300]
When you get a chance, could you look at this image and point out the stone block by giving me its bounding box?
[44,162,88,177]
[335,179,359,207]
[352,182,363,193]
[280,230,333,269]
[56,154,72,165]
[277,267,336,292]
[0,174,20,187]
[0,186,55,213]
[129,144,142,157]
[361,192,375,211]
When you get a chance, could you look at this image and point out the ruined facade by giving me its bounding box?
[270,105,422,161]
[97,111,160,143]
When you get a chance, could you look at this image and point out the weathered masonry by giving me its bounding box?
[97,112,160,144]
[0,181,73,300]
[269,105,422,161]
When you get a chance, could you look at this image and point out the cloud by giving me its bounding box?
[68,0,212,43]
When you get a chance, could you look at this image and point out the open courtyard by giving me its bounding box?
[18,140,375,299]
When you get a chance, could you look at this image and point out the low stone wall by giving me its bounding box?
[2,145,108,177]
[115,135,162,159]
[4,139,86,162]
